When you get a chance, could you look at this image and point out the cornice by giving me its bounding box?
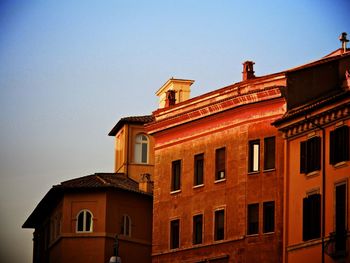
[146,86,284,135]
[279,102,350,139]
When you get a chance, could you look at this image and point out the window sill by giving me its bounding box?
[246,233,259,237]
[263,231,275,235]
[248,171,260,175]
[305,170,320,178]
[263,168,276,173]
[214,178,226,184]
[193,184,204,189]
[170,189,181,195]
[213,239,225,243]
[333,161,348,169]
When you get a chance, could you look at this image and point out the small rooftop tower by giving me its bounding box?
[156,78,194,109]
[339,32,349,53]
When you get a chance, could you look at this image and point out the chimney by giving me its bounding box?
[156,78,194,109]
[139,173,153,193]
[339,32,349,53]
[242,61,255,81]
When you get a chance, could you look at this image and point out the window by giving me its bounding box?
[247,203,259,235]
[134,134,149,164]
[215,148,226,180]
[335,183,347,253]
[330,125,349,165]
[249,140,260,173]
[264,137,275,170]
[300,136,321,174]
[263,201,275,233]
[214,210,225,241]
[121,215,131,236]
[170,219,180,249]
[76,210,93,232]
[193,214,203,244]
[194,153,204,186]
[302,193,321,241]
[171,160,181,191]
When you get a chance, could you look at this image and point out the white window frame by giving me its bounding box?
[76,209,93,233]
[134,134,149,164]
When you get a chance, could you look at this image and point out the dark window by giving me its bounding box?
[215,148,226,180]
[335,184,347,253]
[330,126,349,165]
[303,193,321,241]
[171,160,181,191]
[249,140,260,173]
[214,210,225,240]
[170,219,180,249]
[264,137,275,170]
[193,214,203,244]
[247,203,259,235]
[300,136,321,174]
[194,154,204,186]
[76,210,93,232]
[263,201,275,233]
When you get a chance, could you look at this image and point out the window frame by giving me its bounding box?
[300,136,321,174]
[263,201,275,233]
[171,160,181,192]
[302,193,321,241]
[121,214,131,237]
[76,209,93,233]
[330,125,349,165]
[170,219,180,249]
[264,137,276,171]
[193,214,203,245]
[194,153,204,186]
[214,209,225,241]
[215,147,226,181]
[134,133,149,164]
[247,203,259,235]
[248,140,260,173]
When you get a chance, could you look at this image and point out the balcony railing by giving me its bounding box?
[325,230,348,259]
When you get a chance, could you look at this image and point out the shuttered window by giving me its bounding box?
[263,201,275,233]
[302,194,321,241]
[214,210,225,241]
[249,140,260,173]
[247,203,259,235]
[300,136,321,174]
[330,125,349,165]
[193,214,203,244]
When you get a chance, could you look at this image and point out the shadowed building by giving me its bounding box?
[273,44,350,262]
[23,115,154,263]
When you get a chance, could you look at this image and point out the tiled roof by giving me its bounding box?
[57,173,150,195]
[23,173,152,228]
[108,115,154,136]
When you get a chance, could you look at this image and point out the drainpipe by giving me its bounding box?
[306,116,326,263]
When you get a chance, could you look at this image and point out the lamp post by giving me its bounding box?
[109,235,121,263]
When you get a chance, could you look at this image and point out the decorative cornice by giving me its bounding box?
[279,102,350,139]
[147,86,284,135]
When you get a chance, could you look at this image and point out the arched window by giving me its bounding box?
[121,215,131,236]
[76,210,93,232]
[134,134,149,164]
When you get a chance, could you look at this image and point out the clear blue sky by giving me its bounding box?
[0,0,349,261]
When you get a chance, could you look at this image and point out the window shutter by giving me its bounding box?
[311,194,321,239]
[314,137,321,171]
[343,126,349,161]
[300,141,307,173]
[303,197,310,240]
[330,130,335,164]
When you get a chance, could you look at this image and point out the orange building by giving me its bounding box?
[23,115,154,263]
[146,63,287,262]
[273,47,350,262]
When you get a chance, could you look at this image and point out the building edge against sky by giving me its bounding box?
[23,34,350,263]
